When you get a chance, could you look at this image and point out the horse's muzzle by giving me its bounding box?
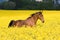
[42,21,44,23]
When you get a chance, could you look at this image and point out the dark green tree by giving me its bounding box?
[3,1,16,9]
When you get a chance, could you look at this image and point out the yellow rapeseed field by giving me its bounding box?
[0,10,60,40]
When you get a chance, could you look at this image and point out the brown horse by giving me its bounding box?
[8,12,44,27]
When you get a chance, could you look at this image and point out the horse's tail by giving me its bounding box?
[8,20,15,27]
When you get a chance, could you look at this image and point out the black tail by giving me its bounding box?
[8,20,15,27]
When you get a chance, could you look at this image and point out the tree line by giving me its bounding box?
[0,0,60,10]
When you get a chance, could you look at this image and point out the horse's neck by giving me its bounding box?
[32,16,38,24]
[26,16,38,24]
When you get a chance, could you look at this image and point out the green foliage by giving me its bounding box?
[0,0,60,10]
[0,1,16,10]
[3,1,16,9]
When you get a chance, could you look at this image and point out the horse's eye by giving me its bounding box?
[39,13,41,15]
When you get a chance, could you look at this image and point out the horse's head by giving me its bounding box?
[36,12,45,23]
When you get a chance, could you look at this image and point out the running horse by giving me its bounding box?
[8,12,44,27]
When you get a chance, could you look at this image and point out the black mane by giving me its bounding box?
[27,13,35,19]
[31,13,35,17]
[27,17,31,19]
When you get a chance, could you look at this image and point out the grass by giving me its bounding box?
[0,10,60,40]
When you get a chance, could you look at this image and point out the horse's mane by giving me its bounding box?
[27,17,31,19]
[31,12,42,16]
[27,13,35,19]
[31,13,35,17]
[27,12,42,19]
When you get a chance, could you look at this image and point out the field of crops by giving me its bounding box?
[0,10,60,40]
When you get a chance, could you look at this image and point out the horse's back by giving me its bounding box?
[15,20,25,26]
